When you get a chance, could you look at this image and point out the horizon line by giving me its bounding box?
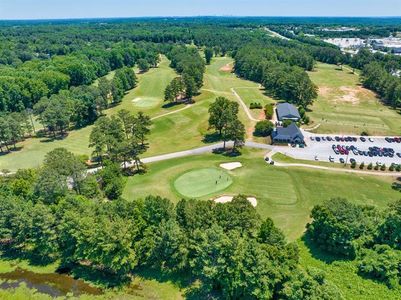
[1,15,401,22]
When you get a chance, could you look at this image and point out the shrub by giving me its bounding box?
[381,164,386,171]
[358,245,401,289]
[298,107,306,117]
[351,161,356,169]
[361,131,369,136]
[396,165,401,172]
[389,164,395,172]
[302,115,310,125]
[264,104,274,120]
[367,163,373,170]
[359,162,365,170]
[282,120,292,128]
[254,120,274,137]
[250,102,262,109]
[374,164,379,171]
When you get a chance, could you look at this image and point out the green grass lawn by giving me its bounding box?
[123,149,400,240]
[173,167,233,198]
[307,63,401,135]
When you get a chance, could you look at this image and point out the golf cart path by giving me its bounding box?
[151,104,193,121]
[231,88,259,122]
[86,141,401,177]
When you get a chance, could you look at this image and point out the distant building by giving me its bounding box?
[276,103,301,122]
[272,122,304,144]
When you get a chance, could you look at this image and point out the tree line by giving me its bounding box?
[234,44,318,107]
[164,46,205,103]
[0,43,158,113]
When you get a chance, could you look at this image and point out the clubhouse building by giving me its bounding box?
[272,122,304,144]
[276,102,301,122]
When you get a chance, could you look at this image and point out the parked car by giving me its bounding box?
[316,137,321,142]
[360,137,366,142]
[350,158,356,164]
[368,138,374,142]
[339,158,345,163]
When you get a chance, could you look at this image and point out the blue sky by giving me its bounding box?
[0,0,400,20]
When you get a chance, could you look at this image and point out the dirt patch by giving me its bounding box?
[220,63,233,72]
[318,86,332,97]
[258,109,266,120]
[246,126,254,139]
[335,86,363,105]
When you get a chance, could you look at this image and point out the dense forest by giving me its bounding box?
[0,158,343,299]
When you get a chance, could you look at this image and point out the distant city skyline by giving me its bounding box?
[0,0,401,20]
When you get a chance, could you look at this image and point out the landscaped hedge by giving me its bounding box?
[264,103,274,119]
[250,102,262,109]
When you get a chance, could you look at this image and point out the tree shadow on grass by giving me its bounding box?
[0,246,55,267]
[212,147,242,157]
[40,133,69,143]
[301,234,352,265]
[202,132,221,144]
[135,267,193,290]
[67,264,130,289]
[0,146,24,156]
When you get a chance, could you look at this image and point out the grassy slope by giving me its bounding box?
[307,63,401,135]
[123,148,399,240]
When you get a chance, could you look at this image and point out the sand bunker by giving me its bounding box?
[220,63,233,72]
[132,97,160,108]
[220,162,242,170]
[214,196,257,207]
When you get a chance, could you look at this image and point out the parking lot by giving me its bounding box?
[276,132,401,166]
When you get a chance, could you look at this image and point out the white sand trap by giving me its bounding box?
[214,196,257,207]
[132,97,160,108]
[220,162,242,170]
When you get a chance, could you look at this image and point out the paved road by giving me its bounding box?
[86,140,400,177]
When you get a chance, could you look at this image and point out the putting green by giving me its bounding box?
[174,168,233,198]
[132,97,160,108]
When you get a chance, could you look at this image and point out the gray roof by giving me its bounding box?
[273,123,304,141]
[276,103,301,120]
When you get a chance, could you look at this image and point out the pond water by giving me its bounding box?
[0,268,103,297]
